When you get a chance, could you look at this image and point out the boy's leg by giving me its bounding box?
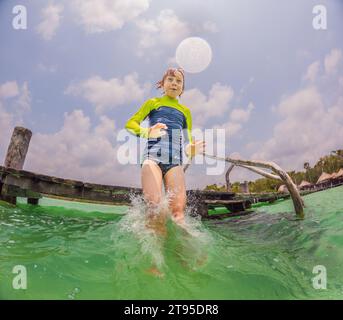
[141,159,163,207]
[141,160,166,277]
[164,165,186,224]
[141,159,167,236]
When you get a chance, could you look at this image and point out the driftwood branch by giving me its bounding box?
[225,164,235,191]
[238,165,281,180]
[204,153,305,218]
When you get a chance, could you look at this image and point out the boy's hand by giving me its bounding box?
[185,140,206,158]
[148,123,168,138]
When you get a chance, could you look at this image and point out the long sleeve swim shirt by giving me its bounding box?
[125,95,193,164]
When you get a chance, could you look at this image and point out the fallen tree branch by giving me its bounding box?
[204,153,305,218]
[238,165,281,180]
[225,164,235,191]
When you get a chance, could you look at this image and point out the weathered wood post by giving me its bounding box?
[240,181,249,193]
[4,127,32,169]
[1,127,32,205]
[225,164,234,192]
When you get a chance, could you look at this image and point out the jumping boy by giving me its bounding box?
[125,68,205,225]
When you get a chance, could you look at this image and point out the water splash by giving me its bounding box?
[114,192,212,274]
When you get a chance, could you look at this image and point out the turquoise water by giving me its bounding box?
[0,186,343,299]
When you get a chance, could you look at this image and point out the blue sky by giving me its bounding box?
[0,0,342,188]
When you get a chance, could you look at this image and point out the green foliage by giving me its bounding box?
[204,183,227,192]
[231,182,241,193]
[301,150,343,184]
[248,178,281,193]
[204,149,343,193]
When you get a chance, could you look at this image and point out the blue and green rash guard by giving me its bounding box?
[125,95,193,165]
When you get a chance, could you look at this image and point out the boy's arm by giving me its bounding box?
[125,99,152,138]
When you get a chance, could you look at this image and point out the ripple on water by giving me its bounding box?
[0,187,342,299]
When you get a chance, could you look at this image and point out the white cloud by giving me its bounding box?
[324,48,342,75]
[213,105,253,138]
[25,109,142,186]
[210,103,254,140]
[203,21,219,33]
[181,84,254,139]
[14,82,31,115]
[250,49,343,172]
[0,81,31,161]
[230,103,254,123]
[94,115,116,138]
[0,102,15,157]
[65,73,150,114]
[303,61,320,82]
[252,87,343,170]
[0,81,19,99]
[0,81,31,118]
[215,121,242,137]
[278,86,321,118]
[181,83,234,127]
[36,3,64,40]
[136,9,190,56]
[70,0,150,33]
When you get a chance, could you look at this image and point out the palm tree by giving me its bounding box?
[331,150,343,159]
[304,162,310,181]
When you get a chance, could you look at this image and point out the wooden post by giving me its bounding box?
[4,127,32,169]
[225,164,235,192]
[1,127,32,205]
[240,181,249,193]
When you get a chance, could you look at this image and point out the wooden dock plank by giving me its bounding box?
[0,165,142,205]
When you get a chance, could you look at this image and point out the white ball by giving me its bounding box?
[176,37,213,73]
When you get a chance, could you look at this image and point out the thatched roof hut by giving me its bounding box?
[332,168,343,179]
[298,180,313,190]
[316,172,332,184]
[277,184,288,193]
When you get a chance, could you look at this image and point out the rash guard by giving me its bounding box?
[125,95,193,164]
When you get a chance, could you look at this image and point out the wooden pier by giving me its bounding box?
[0,165,254,219]
[0,126,311,219]
[0,126,258,219]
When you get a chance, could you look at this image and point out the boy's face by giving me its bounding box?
[163,71,184,98]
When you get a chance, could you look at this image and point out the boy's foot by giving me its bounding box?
[171,215,185,226]
[196,254,208,267]
[145,266,164,278]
